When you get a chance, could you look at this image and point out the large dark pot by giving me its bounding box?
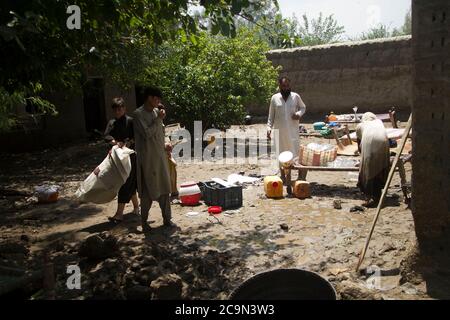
[230,269,336,300]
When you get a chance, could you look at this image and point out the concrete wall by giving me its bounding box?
[411,0,450,250]
[253,36,412,118]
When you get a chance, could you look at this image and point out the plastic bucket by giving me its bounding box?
[230,269,336,300]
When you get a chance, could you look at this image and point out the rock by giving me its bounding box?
[122,272,139,288]
[337,280,382,300]
[150,274,183,300]
[125,285,152,300]
[401,283,418,295]
[14,201,29,209]
[79,235,103,259]
[79,234,118,261]
[180,268,195,283]
[280,223,289,231]
[336,272,351,282]
[130,262,141,272]
[103,234,119,252]
[120,246,135,257]
[333,200,342,210]
[137,266,161,285]
[20,234,30,242]
[161,260,176,271]
[381,242,397,253]
[141,255,158,266]
[0,241,29,255]
[350,206,365,213]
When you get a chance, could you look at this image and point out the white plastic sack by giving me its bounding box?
[306,143,335,152]
[227,174,260,186]
[75,146,135,204]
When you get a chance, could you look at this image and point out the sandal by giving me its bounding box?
[108,216,123,224]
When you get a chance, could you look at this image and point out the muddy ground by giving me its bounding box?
[0,122,432,300]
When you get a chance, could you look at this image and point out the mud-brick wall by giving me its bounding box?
[412,0,450,250]
[1,92,87,153]
[258,36,412,118]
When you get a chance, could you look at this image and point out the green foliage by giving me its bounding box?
[0,0,271,131]
[360,9,411,40]
[0,84,57,132]
[297,13,345,46]
[142,29,280,131]
[237,7,345,49]
[360,23,392,40]
[235,1,302,49]
[392,9,412,36]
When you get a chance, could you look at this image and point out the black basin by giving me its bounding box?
[230,268,336,300]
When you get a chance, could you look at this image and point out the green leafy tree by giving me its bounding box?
[392,9,412,36]
[234,0,302,49]
[143,29,280,132]
[360,23,392,40]
[360,9,411,40]
[297,13,345,46]
[0,0,274,131]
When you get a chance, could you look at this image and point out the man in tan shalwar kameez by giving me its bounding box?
[356,112,390,207]
[133,87,175,232]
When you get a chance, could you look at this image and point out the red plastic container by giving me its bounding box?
[180,193,201,206]
[179,181,201,206]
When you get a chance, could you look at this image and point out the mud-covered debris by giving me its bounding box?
[79,233,119,261]
[350,206,365,213]
[150,274,184,300]
[381,242,397,253]
[337,280,383,300]
[141,255,158,267]
[333,200,342,209]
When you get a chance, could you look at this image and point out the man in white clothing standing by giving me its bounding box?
[267,76,307,158]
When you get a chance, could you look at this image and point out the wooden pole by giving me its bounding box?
[356,114,412,272]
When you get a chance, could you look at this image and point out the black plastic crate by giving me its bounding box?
[198,181,243,210]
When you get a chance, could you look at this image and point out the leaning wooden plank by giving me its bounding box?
[356,114,413,272]
[291,165,360,172]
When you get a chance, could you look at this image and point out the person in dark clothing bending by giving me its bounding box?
[97,97,139,223]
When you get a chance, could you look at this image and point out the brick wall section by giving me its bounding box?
[411,0,450,250]
[257,36,412,118]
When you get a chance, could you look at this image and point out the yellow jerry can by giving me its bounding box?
[264,176,283,198]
